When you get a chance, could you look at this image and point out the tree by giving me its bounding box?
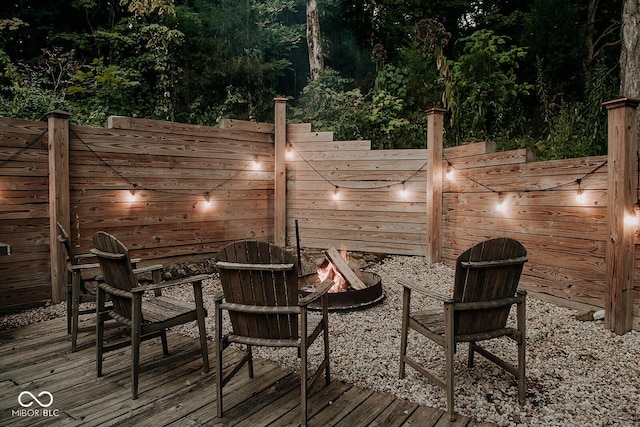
[620,0,639,99]
[307,0,324,80]
[620,0,640,141]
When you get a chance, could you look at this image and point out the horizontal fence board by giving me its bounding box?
[446,148,534,169]
[289,148,427,162]
[286,123,312,133]
[444,141,496,158]
[290,140,372,151]
[287,130,335,142]
[110,116,274,141]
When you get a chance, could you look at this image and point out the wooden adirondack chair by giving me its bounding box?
[214,240,332,427]
[56,222,163,351]
[91,231,210,399]
[398,237,528,420]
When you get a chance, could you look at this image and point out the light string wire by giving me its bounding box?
[0,129,48,168]
[442,152,608,194]
[70,128,267,197]
[289,142,428,190]
[1,129,611,198]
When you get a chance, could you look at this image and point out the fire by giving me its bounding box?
[317,249,349,292]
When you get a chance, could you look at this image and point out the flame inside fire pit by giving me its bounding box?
[298,248,384,311]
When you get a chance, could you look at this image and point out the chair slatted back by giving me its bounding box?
[92,231,137,321]
[453,237,527,336]
[216,240,299,340]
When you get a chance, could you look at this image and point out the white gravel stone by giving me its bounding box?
[3,254,639,427]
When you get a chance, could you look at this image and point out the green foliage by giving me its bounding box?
[291,68,369,141]
[535,59,618,160]
[449,29,532,142]
[0,61,69,120]
[66,57,147,126]
[0,0,626,158]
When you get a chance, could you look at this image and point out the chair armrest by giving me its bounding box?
[299,279,334,306]
[132,264,163,275]
[397,278,454,303]
[98,282,132,299]
[131,273,212,293]
[70,262,101,271]
[73,253,96,261]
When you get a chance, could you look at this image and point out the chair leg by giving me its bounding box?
[66,284,72,335]
[160,330,169,355]
[517,293,527,404]
[71,273,81,352]
[247,345,254,378]
[215,301,224,418]
[131,297,142,400]
[194,282,209,373]
[323,300,331,385]
[444,304,456,421]
[96,291,106,378]
[197,314,209,373]
[468,341,476,368]
[300,315,308,427]
[399,287,411,379]
[518,337,526,404]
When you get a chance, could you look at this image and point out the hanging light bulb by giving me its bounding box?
[496,192,506,212]
[203,192,213,208]
[445,162,455,180]
[251,160,261,170]
[576,179,586,203]
[332,186,340,200]
[127,185,138,202]
[285,146,295,161]
[399,181,409,198]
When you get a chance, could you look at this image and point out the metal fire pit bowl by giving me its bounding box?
[298,271,384,311]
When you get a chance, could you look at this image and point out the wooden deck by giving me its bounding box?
[0,317,495,426]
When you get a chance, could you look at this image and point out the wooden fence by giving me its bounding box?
[0,98,638,333]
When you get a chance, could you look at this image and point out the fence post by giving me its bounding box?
[47,110,72,303]
[603,97,639,334]
[274,98,288,246]
[426,108,447,263]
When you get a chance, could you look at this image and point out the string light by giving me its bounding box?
[285,146,295,161]
[251,160,261,170]
[202,192,213,209]
[496,192,506,212]
[576,179,586,203]
[332,186,340,200]
[445,162,455,180]
[127,185,138,202]
[399,181,409,198]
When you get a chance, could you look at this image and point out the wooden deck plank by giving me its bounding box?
[0,317,495,426]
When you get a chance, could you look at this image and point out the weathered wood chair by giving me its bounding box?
[214,240,332,427]
[398,237,528,420]
[91,231,210,399]
[56,222,163,351]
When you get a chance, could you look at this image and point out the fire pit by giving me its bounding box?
[298,271,384,311]
[297,247,384,311]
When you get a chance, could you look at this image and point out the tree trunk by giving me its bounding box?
[620,0,640,139]
[620,0,639,98]
[306,0,324,81]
